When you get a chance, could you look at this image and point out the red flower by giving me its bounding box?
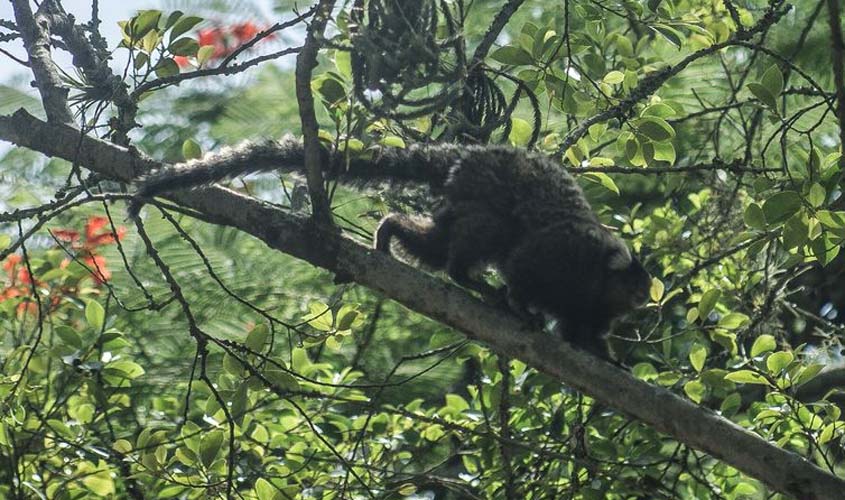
[53,229,80,243]
[0,254,41,315]
[183,21,272,69]
[232,22,259,43]
[85,216,125,247]
[84,254,112,283]
[3,254,21,275]
[51,215,126,285]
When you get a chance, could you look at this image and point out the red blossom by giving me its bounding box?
[232,22,259,43]
[183,21,272,69]
[52,229,80,242]
[17,266,34,285]
[83,254,112,284]
[50,215,126,285]
[0,254,40,315]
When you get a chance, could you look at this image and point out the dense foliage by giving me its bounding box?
[1,0,845,498]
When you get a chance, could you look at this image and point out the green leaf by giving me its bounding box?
[508,118,533,146]
[761,64,784,98]
[169,37,199,57]
[245,324,270,351]
[649,278,665,302]
[129,10,161,40]
[642,103,676,118]
[265,369,301,392]
[200,430,225,468]
[380,135,406,148]
[197,45,215,66]
[795,363,825,387]
[718,312,749,330]
[689,343,707,372]
[164,11,184,30]
[335,50,352,78]
[85,300,105,331]
[55,325,83,349]
[113,439,132,454]
[490,46,534,66]
[808,183,827,208]
[305,302,334,331]
[782,215,808,250]
[651,24,684,49]
[656,371,682,386]
[743,203,766,230]
[603,70,624,84]
[698,289,721,319]
[182,139,202,160]
[169,16,202,41]
[766,351,794,375]
[684,379,705,403]
[82,463,115,496]
[582,172,620,195]
[632,362,658,381]
[223,352,244,376]
[747,82,777,110]
[105,360,145,379]
[652,141,676,164]
[398,483,418,496]
[635,117,675,142]
[445,394,469,413]
[255,478,280,499]
[314,76,346,105]
[820,422,839,445]
[336,304,361,331]
[588,123,607,141]
[750,334,776,356]
[154,58,180,78]
[720,393,742,416]
[0,234,10,251]
[762,191,802,225]
[724,370,770,385]
[133,52,150,70]
[142,31,160,54]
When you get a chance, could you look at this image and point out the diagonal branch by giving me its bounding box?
[1,108,843,500]
[472,0,526,65]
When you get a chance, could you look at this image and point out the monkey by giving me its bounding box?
[129,137,652,360]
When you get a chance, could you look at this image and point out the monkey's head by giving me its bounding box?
[603,245,652,318]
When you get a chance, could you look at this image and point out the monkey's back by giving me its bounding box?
[444,146,597,231]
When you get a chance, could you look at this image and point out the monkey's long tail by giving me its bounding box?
[127,136,460,218]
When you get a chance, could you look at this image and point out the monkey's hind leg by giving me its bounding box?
[374,214,449,269]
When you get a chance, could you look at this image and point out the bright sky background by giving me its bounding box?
[0,0,275,84]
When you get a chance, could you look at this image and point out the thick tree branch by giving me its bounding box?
[11,0,72,123]
[1,108,844,500]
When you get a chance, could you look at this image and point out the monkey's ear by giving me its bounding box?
[607,246,633,270]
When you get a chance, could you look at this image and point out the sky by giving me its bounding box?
[0,0,275,83]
